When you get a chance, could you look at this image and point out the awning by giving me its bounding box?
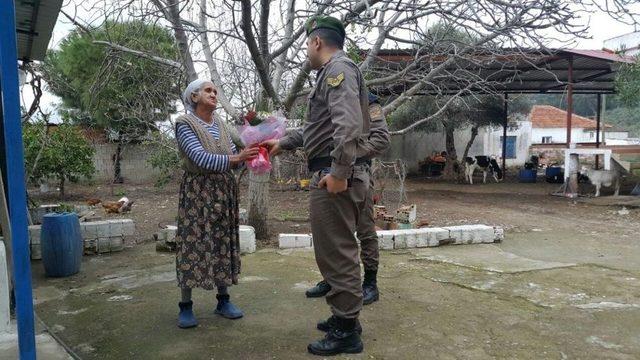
[15,0,64,61]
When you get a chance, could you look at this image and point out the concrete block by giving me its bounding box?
[110,236,124,252]
[377,231,395,250]
[97,238,111,253]
[93,221,110,238]
[443,225,495,245]
[30,244,42,261]
[1,241,10,333]
[405,231,418,248]
[279,234,312,249]
[393,230,407,249]
[493,227,504,243]
[28,225,41,243]
[107,220,123,237]
[82,222,99,240]
[96,236,124,254]
[84,238,97,255]
[239,225,256,254]
[163,226,177,242]
[121,219,135,236]
[415,227,449,247]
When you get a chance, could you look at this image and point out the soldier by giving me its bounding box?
[263,16,370,356]
[306,93,390,306]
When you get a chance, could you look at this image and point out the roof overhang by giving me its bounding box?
[15,0,64,61]
[369,48,636,96]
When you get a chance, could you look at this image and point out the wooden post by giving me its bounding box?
[502,93,508,173]
[566,56,574,148]
[595,94,602,169]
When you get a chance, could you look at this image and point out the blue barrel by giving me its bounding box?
[41,213,82,277]
[545,166,564,183]
[519,169,537,183]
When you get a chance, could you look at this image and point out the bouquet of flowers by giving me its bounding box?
[238,110,287,174]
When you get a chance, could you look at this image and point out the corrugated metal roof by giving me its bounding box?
[15,0,63,61]
[370,48,636,95]
[562,49,635,64]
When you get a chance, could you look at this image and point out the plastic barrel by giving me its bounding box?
[518,169,537,183]
[41,212,82,277]
[545,166,564,183]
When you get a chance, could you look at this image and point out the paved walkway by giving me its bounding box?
[29,239,640,359]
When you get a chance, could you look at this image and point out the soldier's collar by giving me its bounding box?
[316,50,346,76]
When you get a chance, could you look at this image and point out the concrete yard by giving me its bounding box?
[20,179,640,359]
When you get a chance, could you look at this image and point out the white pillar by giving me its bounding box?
[0,240,10,333]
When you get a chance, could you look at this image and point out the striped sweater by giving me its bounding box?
[176,116,238,172]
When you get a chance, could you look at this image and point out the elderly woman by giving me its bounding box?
[174,79,258,328]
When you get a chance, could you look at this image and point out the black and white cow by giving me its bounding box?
[464,156,503,184]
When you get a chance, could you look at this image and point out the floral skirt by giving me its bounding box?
[176,171,240,290]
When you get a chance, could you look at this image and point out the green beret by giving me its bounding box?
[305,15,345,40]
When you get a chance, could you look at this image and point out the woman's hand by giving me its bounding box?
[230,145,260,166]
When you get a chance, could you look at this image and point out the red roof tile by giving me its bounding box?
[530,105,612,129]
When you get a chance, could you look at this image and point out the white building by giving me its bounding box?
[528,105,627,144]
[385,105,631,172]
[604,31,640,56]
[481,105,629,166]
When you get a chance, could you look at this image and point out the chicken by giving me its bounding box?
[102,197,134,214]
[102,201,122,214]
[86,198,102,206]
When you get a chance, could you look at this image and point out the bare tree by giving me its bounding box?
[57,0,639,237]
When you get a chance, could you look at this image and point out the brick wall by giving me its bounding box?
[92,143,163,183]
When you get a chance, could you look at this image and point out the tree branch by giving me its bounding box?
[198,0,238,117]
[239,0,281,105]
[93,40,183,68]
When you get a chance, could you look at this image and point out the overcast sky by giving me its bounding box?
[21,7,640,118]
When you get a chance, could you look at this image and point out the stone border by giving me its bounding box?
[28,219,136,259]
[154,225,257,255]
[279,225,504,250]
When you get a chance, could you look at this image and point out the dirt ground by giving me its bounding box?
[21,176,640,359]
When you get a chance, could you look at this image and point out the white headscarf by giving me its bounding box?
[182,79,210,113]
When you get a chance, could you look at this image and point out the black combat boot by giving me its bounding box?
[362,270,379,305]
[308,317,363,356]
[305,280,332,298]
[317,315,362,334]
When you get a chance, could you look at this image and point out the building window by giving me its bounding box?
[542,136,552,144]
[589,131,595,139]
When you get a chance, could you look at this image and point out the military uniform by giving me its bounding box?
[356,100,389,275]
[280,49,370,319]
[305,97,390,303]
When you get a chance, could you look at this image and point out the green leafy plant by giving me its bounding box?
[23,121,95,198]
[145,133,180,188]
[41,21,181,184]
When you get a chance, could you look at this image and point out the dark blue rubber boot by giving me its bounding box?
[215,294,244,319]
[178,301,198,328]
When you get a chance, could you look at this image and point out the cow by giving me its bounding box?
[465,156,503,184]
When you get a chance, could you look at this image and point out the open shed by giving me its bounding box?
[372,48,635,174]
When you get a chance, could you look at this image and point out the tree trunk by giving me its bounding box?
[462,125,479,160]
[59,176,65,198]
[113,141,123,184]
[442,124,459,180]
[247,171,270,240]
[459,125,479,181]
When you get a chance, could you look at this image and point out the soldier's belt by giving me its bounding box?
[308,156,371,172]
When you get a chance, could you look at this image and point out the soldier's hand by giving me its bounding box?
[261,139,282,156]
[318,174,348,194]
